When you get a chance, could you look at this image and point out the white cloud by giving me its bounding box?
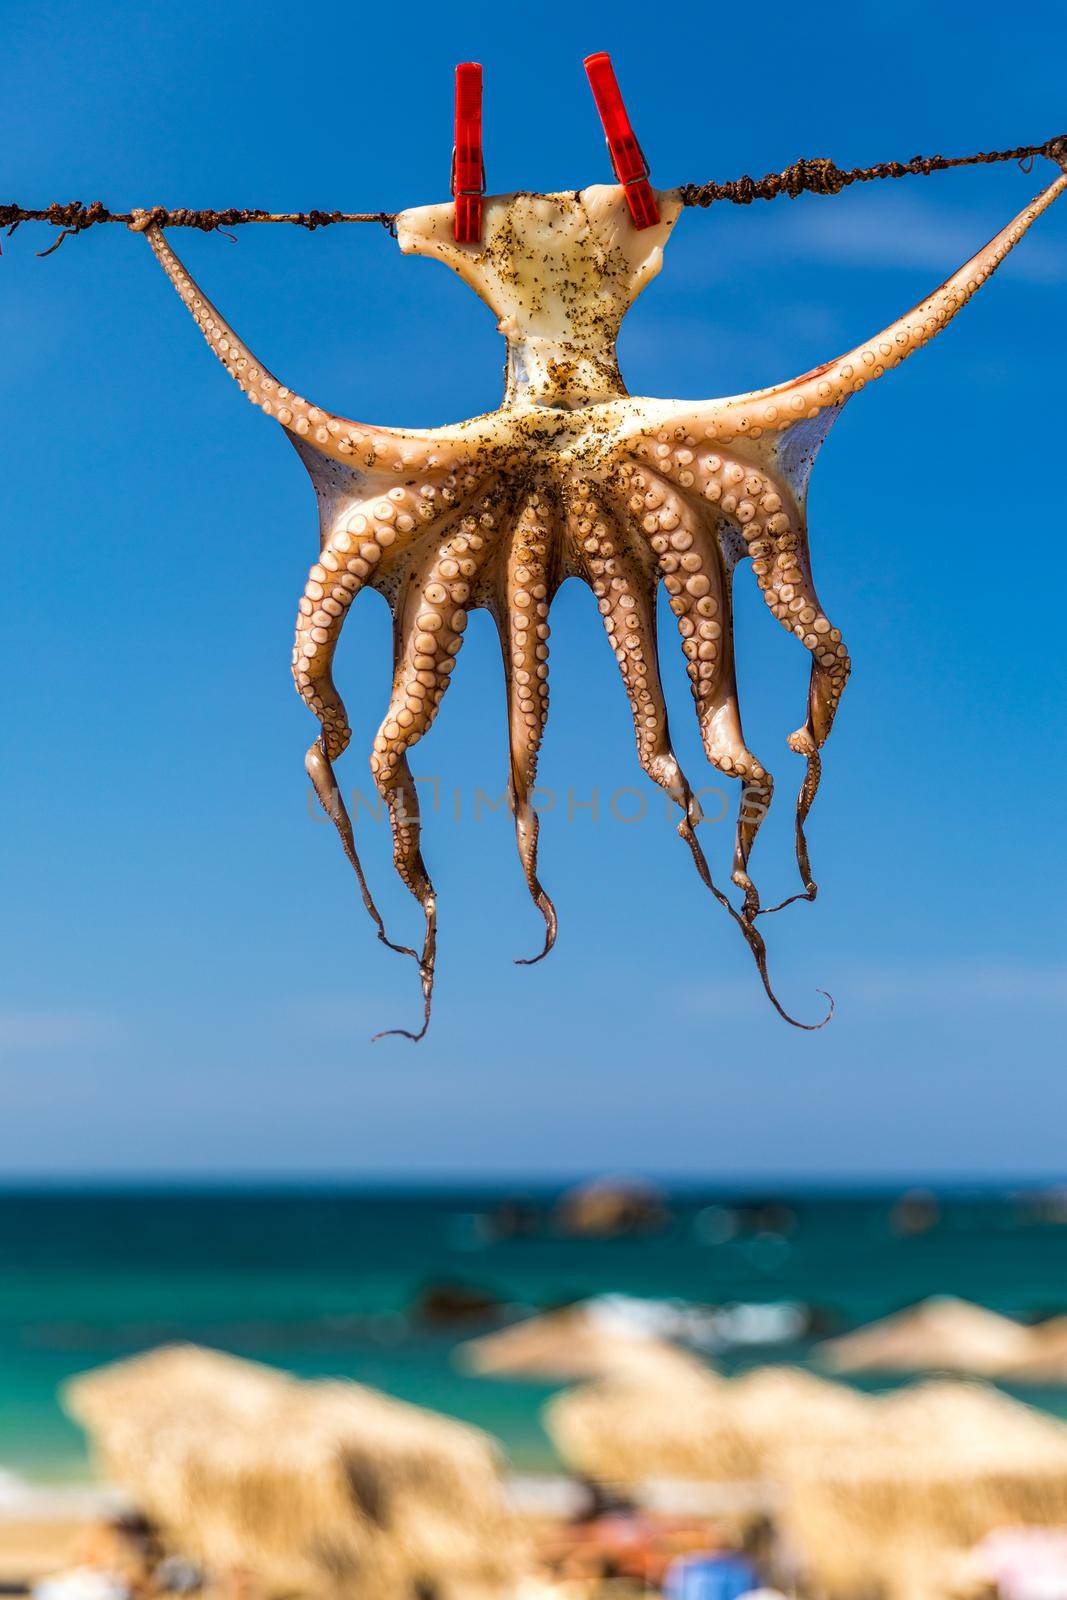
[0,1009,124,1054]
[759,191,1067,284]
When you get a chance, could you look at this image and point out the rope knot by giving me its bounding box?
[780,156,848,197]
[299,209,342,231]
[36,199,112,254]
[44,200,101,231]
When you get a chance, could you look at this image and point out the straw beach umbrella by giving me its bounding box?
[778,1379,1067,1600]
[545,1365,870,1487]
[816,1296,1032,1376]
[1002,1316,1067,1383]
[459,1303,713,1385]
[63,1344,520,1599]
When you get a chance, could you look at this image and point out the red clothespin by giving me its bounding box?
[583,52,660,230]
[452,62,484,244]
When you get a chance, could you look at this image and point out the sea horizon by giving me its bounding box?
[3,1175,1066,1194]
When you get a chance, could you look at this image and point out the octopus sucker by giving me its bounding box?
[139,154,1066,1037]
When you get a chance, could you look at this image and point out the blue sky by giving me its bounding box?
[2,0,1065,1181]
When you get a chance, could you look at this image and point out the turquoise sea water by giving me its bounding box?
[3,1187,1067,1482]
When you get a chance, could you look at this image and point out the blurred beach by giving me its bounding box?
[4,1183,1067,1486]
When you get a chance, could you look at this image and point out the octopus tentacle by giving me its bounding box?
[609,171,1067,904]
[612,460,772,918]
[713,448,848,901]
[494,493,559,964]
[295,472,491,974]
[570,478,828,1030]
[568,481,694,818]
[369,485,503,1041]
[633,169,1066,447]
[631,438,848,901]
[295,480,465,759]
[140,224,469,474]
[305,738,419,964]
[297,521,413,962]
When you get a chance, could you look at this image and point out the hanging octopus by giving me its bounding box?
[132,151,1066,1038]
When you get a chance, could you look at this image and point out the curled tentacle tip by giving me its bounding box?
[375,930,422,962]
[515,949,551,967]
[372,988,433,1045]
[371,1024,429,1044]
[769,987,835,1032]
[755,886,818,918]
[515,906,558,966]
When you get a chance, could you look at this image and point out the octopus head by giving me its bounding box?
[397,186,683,408]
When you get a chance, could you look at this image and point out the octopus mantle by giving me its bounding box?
[138,163,1066,1038]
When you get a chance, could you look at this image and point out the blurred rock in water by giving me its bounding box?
[555,1178,667,1237]
[410,1282,506,1328]
[890,1189,942,1237]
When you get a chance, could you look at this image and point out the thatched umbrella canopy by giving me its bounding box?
[1004,1315,1067,1383]
[63,1344,520,1599]
[544,1364,869,1487]
[816,1296,1032,1376]
[778,1379,1067,1600]
[458,1303,711,1385]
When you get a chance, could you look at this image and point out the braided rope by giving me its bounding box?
[0,202,398,255]
[3,135,1064,254]
[679,136,1067,207]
